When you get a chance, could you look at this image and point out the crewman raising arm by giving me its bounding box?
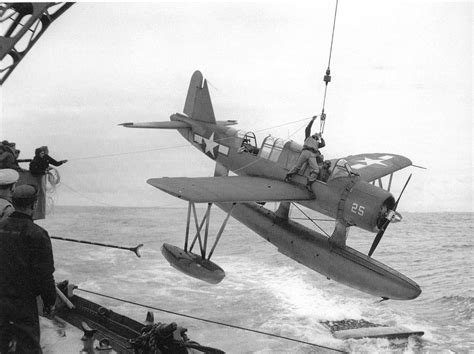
[285,116,326,190]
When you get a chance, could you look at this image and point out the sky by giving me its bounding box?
[1,1,472,212]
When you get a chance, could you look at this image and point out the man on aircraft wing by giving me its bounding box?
[285,116,325,188]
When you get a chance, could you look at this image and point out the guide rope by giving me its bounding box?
[65,117,313,162]
[76,288,346,353]
[60,182,116,207]
[319,0,339,135]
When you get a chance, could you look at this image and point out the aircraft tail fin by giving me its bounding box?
[183,71,216,124]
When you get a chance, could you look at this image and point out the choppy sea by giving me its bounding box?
[37,206,473,353]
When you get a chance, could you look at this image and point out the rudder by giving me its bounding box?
[183,70,216,123]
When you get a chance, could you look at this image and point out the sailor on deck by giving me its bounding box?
[29,146,67,176]
[0,185,56,353]
[0,141,20,171]
[285,116,326,188]
[0,169,19,222]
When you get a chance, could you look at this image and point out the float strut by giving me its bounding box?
[184,202,192,251]
[189,203,207,254]
[203,203,213,259]
[207,203,235,260]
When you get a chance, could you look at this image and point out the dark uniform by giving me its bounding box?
[0,186,56,353]
[318,161,332,182]
[29,147,66,176]
[0,144,17,170]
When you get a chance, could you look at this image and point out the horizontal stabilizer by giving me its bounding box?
[216,120,238,126]
[147,176,314,203]
[119,121,190,129]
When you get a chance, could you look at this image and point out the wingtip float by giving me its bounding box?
[161,243,225,284]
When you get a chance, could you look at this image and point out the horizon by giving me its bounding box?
[2,1,472,213]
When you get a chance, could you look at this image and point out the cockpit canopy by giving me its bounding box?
[236,130,302,168]
[329,158,354,180]
[237,131,259,155]
[259,136,286,162]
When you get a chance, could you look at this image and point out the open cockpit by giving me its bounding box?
[235,130,337,183]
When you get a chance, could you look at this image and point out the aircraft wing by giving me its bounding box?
[147,176,314,203]
[343,153,412,182]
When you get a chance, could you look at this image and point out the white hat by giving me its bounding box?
[0,169,20,185]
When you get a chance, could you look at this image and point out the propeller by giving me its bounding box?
[368,173,412,257]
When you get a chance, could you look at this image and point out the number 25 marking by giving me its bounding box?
[351,203,365,216]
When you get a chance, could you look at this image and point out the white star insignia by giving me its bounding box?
[351,155,393,170]
[202,132,219,158]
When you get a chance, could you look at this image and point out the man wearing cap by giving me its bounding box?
[0,185,56,353]
[0,168,19,222]
[285,116,326,189]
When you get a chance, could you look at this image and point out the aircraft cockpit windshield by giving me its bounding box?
[329,158,355,180]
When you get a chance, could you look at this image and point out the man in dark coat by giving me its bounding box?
[29,146,67,175]
[0,185,56,353]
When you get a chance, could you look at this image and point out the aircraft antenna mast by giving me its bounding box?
[319,0,339,135]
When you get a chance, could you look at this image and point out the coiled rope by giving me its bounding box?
[76,288,346,353]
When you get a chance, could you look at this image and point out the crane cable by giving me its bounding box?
[319,0,339,135]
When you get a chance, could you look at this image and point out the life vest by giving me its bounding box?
[303,136,320,152]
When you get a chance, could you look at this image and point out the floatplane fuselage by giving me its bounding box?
[122,71,421,300]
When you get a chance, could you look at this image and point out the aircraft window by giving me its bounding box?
[329,159,351,180]
[268,138,285,162]
[260,136,275,159]
[238,132,259,155]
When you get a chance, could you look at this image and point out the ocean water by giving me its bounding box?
[38,206,473,353]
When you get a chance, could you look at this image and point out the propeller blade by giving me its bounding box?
[368,220,389,257]
[368,173,412,257]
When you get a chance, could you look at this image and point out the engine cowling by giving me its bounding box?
[342,181,396,233]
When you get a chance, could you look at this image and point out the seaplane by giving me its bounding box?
[121,70,421,301]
